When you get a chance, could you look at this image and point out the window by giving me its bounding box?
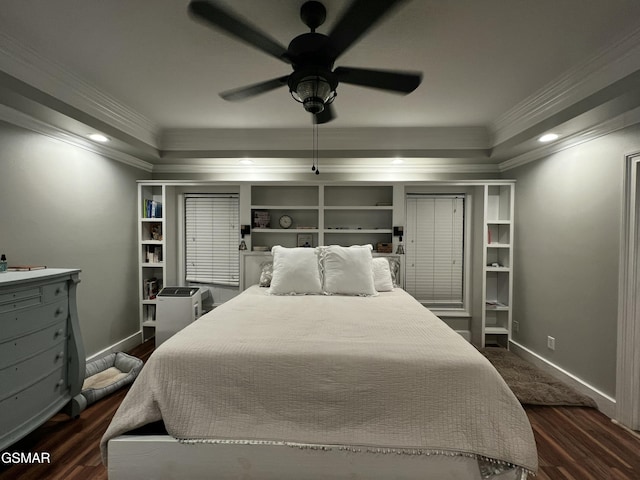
[405,195,465,309]
[185,194,239,286]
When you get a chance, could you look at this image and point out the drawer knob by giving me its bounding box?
[55,288,61,295]
[57,379,64,387]
[55,328,64,337]
[55,308,63,316]
[56,351,65,360]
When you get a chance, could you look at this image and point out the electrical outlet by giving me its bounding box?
[547,336,556,351]
[513,321,519,333]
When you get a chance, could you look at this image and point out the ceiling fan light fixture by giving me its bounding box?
[291,75,336,114]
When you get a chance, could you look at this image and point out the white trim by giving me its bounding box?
[160,127,491,152]
[616,152,640,430]
[0,31,159,147]
[499,105,640,172]
[0,104,154,172]
[492,25,640,145]
[85,331,143,363]
[509,341,616,418]
[153,162,500,176]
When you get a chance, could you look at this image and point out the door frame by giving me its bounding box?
[616,151,640,430]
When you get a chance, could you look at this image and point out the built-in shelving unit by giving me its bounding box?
[138,183,166,342]
[249,184,394,250]
[482,184,514,347]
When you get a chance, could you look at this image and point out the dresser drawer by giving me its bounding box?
[0,367,67,441]
[0,343,66,402]
[43,281,69,303]
[0,298,68,342]
[0,321,67,369]
[0,291,42,315]
[0,286,41,305]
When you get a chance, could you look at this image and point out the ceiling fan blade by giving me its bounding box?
[188,1,291,64]
[334,66,421,94]
[313,103,336,124]
[220,76,289,101]
[328,0,409,59]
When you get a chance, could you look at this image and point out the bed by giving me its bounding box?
[102,246,537,479]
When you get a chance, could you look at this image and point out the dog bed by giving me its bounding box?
[81,352,143,406]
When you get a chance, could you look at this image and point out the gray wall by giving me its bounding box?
[509,124,640,397]
[0,121,147,357]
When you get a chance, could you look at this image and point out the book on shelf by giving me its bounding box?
[7,265,47,271]
[143,198,163,218]
[144,277,162,300]
[144,245,163,263]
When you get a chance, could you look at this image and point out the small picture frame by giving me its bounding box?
[297,233,313,248]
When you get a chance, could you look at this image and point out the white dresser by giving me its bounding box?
[0,269,86,451]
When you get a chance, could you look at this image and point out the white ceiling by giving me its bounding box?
[1,0,640,173]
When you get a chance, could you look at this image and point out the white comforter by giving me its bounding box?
[101,286,537,474]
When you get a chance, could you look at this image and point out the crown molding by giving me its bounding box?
[492,25,640,146]
[0,103,154,172]
[499,104,640,172]
[0,31,159,148]
[159,126,491,152]
[152,159,499,176]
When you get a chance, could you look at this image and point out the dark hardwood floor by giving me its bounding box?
[2,339,639,479]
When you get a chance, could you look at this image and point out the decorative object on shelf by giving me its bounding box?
[0,254,6,273]
[376,242,392,253]
[253,210,270,228]
[393,226,405,254]
[239,240,247,250]
[151,224,163,241]
[279,214,293,229]
[297,233,313,247]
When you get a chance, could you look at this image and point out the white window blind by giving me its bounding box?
[185,194,239,286]
[405,195,465,308]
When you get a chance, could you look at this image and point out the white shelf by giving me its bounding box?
[484,326,509,335]
[485,266,510,272]
[251,205,318,210]
[487,243,510,248]
[325,229,392,234]
[324,206,393,210]
[253,228,319,233]
[485,303,509,311]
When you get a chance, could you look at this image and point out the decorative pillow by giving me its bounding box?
[259,262,273,287]
[372,257,394,292]
[388,257,401,287]
[269,246,323,295]
[322,245,377,296]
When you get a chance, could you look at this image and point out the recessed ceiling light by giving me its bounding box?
[239,158,254,165]
[392,157,405,164]
[538,133,559,143]
[88,133,109,143]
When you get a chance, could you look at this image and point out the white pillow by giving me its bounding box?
[322,245,377,296]
[269,246,323,295]
[372,257,394,292]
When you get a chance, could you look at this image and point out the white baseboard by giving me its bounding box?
[86,331,143,363]
[509,340,616,418]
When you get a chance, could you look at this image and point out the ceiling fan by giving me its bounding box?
[188,0,422,124]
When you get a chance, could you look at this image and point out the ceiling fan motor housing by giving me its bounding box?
[287,32,338,114]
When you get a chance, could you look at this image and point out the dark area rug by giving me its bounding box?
[479,347,597,408]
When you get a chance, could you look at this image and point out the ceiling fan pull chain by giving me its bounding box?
[315,124,320,175]
[311,123,316,172]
